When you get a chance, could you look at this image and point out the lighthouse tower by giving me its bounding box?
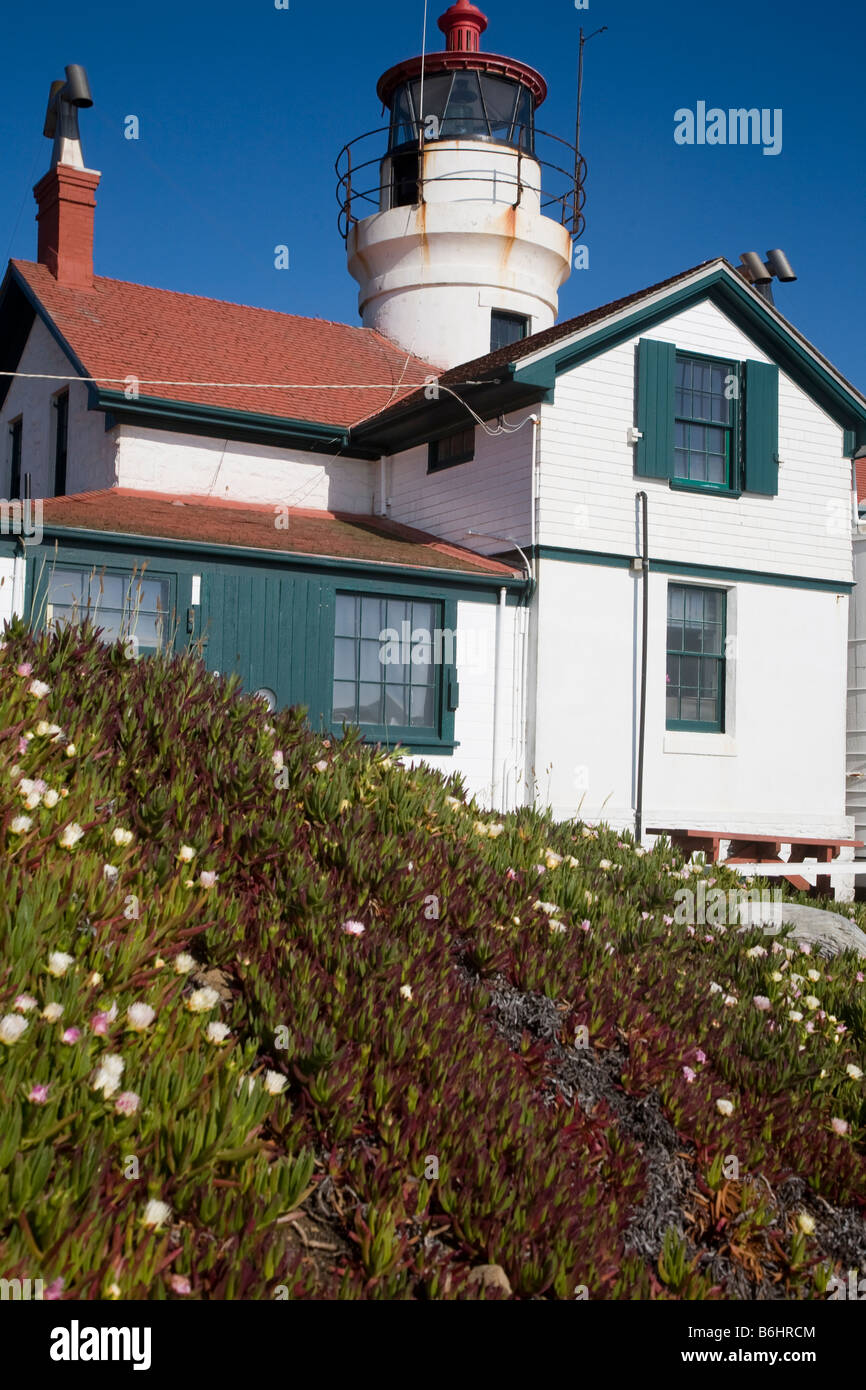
[340,1,574,369]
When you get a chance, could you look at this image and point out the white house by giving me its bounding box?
[3,2,866,881]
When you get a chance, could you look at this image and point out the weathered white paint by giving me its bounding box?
[347,140,571,368]
[0,556,15,630]
[0,317,117,499]
[115,425,377,511]
[531,558,851,843]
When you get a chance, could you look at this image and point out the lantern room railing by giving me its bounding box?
[335,125,587,243]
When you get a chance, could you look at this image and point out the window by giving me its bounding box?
[45,567,171,655]
[428,426,474,473]
[388,73,535,152]
[53,391,69,496]
[8,418,22,499]
[635,340,779,496]
[390,150,419,208]
[333,594,441,736]
[674,355,736,488]
[490,310,530,353]
[666,584,726,731]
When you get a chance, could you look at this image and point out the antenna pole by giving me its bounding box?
[573,25,607,236]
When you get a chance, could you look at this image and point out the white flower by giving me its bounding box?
[486,823,504,838]
[263,1070,288,1095]
[126,1003,155,1031]
[28,679,51,698]
[41,1002,64,1021]
[174,953,198,974]
[112,828,134,847]
[92,1054,124,1096]
[142,1199,171,1229]
[23,791,41,810]
[86,971,102,987]
[804,996,821,1011]
[598,859,612,870]
[716,1098,734,1116]
[770,970,784,982]
[35,720,52,737]
[797,1211,816,1236]
[709,982,722,994]
[341,919,365,937]
[13,994,38,1013]
[788,1010,804,1023]
[549,920,567,934]
[723,994,737,1007]
[0,1014,28,1043]
[807,969,821,983]
[544,850,563,868]
[47,951,75,977]
[198,870,218,889]
[65,745,76,758]
[205,1021,230,1044]
[177,845,196,863]
[42,789,59,808]
[567,855,580,868]
[846,1064,863,1081]
[187,987,219,1013]
[103,864,120,882]
[272,750,284,771]
[746,945,767,958]
[9,816,32,834]
[58,823,84,850]
[399,984,413,1001]
[535,901,562,916]
[313,760,329,773]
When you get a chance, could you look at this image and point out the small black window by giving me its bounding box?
[391,151,419,208]
[53,391,69,496]
[9,418,22,499]
[490,310,530,353]
[428,427,475,473]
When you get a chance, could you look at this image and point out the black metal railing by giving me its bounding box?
[335,125,587,243]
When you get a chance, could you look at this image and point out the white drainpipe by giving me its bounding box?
[490,585,508,812]
[12,540,27,618]
[377,455,389,516]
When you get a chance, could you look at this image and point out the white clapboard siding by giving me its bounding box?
[539,301,852,584]
[385,410,534,551]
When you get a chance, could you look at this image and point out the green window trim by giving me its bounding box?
[666,582,726,733]
[34,560,176,658]
[636,339,779,497]
[673,352,739,492]
[330,591,458,751]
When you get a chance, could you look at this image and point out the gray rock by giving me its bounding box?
[738,900,866,959]
[466,1264,513,1297]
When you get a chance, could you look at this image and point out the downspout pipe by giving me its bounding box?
[634,490,649,844]
[12,536,27,620]
[491,585,508,812]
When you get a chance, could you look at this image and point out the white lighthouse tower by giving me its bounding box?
[339,0,574,369]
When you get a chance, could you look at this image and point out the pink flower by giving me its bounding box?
[44,1277,65,1300]
[580,919,591,932]
[15,663,33,677]
[28,1083,49,1103]
[704,934,714,943]
[17,737,28,754]
[641,911,650,920]
[341,919,365,937]
[91,1005,118,1035]
[14,994,38,1013]
[61,1027,81,1044]
[663,915,674,926]
[752,996,771,1011]
[831,1117,849,1136]
[686,925,695,936]
[199,870,218,889]
[682,1066,696,1083]
[169,1274,191,1295]
[695,1049,707,1064]
[115,1090,140,1116]
[857,972,864,983]
[505,868,518,881]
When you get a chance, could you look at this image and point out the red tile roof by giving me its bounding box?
[38,489,519,577]
[11,261,433,430]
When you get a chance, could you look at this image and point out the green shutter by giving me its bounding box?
[743,360,779,495]
[635,339,676,478]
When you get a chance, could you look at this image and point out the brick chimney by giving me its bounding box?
[33,164,100,289]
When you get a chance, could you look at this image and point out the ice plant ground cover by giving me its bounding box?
[0,622,864,1300]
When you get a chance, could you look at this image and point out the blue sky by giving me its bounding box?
[2,0,864,385]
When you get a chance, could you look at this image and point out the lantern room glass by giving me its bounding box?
[388,72,535,152]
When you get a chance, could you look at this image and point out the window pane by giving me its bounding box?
[680,693,699,721]
[360,639,383,682]
[411,601,435,634]
[334,637,356,681]
[683,624,702,652]
[361,598,385,638]
[333,681,356,722]
[442,71,485,138]
[666,693,679,721]
[383,686,409,726]
[410,685,435,727]
[358,683,384,724]
[335,594,357,638]
[668,586,685,621]
[387,599,409,631]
